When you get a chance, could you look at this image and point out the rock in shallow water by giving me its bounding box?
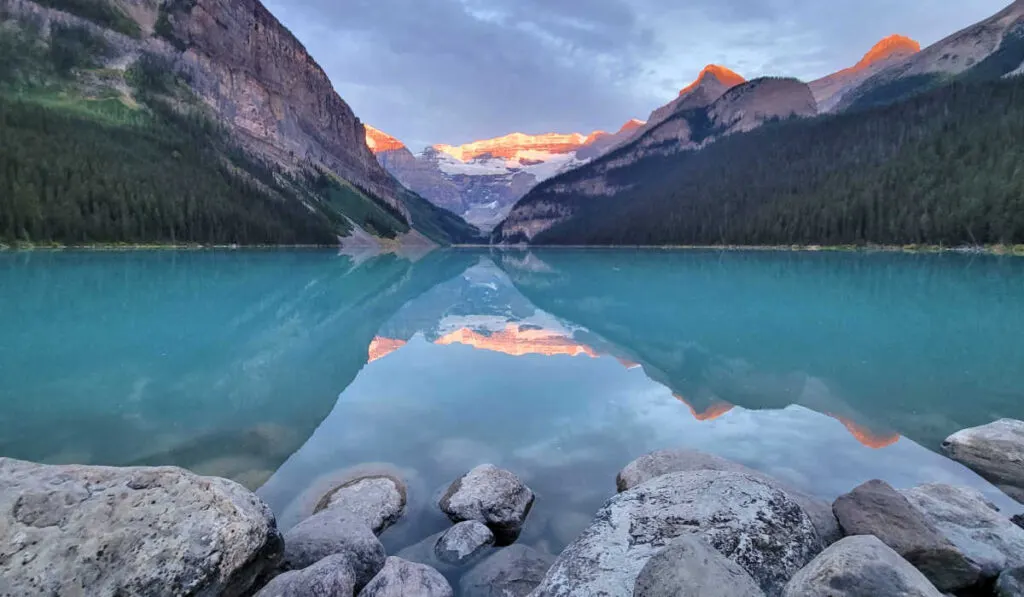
[942,419,1024,504]
[439,464,534,543]
[530,470,822,597]
[434,520,495,566]
[616,449,842,546]
[282,509,385,588]
[781,535,944,597]
[255,554,355,597]
[315,474,407,536]
[832,479,980,591]
[0,458,282,597]
[460,544,554,597]
[633,535,766,597]
[357,557,453,597]
[902,483,1024,579]
[997,567,1024,597]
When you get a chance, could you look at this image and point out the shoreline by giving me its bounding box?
[3,242,1023,257]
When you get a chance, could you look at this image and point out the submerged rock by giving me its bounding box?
[997,567,1024,597]
[434,520,495,566]
[282,509,385,587]
[942,419,1024,503]
[902,484,1024,579]
[530,470,822,597]
[439,464,534,543]
[255,554,355,597]
[633,535,766,597]
[315,474,407,535]
[0,458,282,597]
[460,544,554,597]
[781,535,944,597]
[358,557,454,597]
[832,479,980,591]
[616,449,842,546]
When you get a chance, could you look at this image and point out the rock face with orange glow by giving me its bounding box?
[435,324,599,358]
[837,2,1024,111]
[811,35,921,112]
[366,121,642,231]
[367,337,407,363]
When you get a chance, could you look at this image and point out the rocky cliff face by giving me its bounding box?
[811,35,921,112]
[837,0,1024,110]
[161,0,408,215]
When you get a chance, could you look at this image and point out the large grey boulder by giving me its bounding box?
[460,544,554,597]
[633,535,766,597]
[942,419,1024,503]
[358,557,454,597]
[434,520,495,566]
[781,535,944,597]
[530,470,822,597]
[255,554,355,597]
[282,509,386,587]
[902,484,1024,579]
[439,464,534,543]
[616,449,841,546]
[314,474,407,536]
[832,479,980,591]
[997,568,1024,597]
[0,458,282,597]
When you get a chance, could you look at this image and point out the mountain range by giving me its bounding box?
[365,120,645,230]
[1,0,1022,247]
[367,33,945,234]
[494,0,1024,246]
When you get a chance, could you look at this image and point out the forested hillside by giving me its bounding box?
[0,0,479,246]
[497,76,1024,247]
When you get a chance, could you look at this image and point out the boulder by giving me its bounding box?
[439,464,534,543]
[781,535,944,597]
[255,554,355,597]
[434,521,495,566]
[282,509,386,587]
[460,544,554,597]
[314,474,407,535]
[832,479,980,591]
[0,458,282,597]
[942,419,1024,503]
[633,535,766,597]
[902,484,1024,579]
[997,567,1024,597]
[616,449,841,546]
[358,557,454,597]
[529,470,822,597]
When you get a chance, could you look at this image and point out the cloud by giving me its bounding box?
[263,0,1011,149]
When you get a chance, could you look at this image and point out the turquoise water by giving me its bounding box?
[2,248,1024,554]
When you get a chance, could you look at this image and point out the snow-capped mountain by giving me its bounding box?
[365,123,643,231]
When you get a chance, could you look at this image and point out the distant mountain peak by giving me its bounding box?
[618,118,646,134]
[365,125,406,154]
[434,132,594,162]
[584,130,610,145]
[853,34,921,71]
[679,65,746,96]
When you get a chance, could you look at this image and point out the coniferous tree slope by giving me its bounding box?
[494,76,1024,247]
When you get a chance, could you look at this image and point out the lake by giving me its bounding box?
[2,248,1024,556]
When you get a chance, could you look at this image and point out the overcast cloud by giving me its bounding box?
[262,0,1011,150]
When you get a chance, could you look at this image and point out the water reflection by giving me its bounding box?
[259,250,1024,559]
[3,247,1024,555]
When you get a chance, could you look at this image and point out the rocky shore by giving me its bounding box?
[2,419,1024,596]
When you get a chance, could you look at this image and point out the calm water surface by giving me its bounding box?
[2,248,1024,556]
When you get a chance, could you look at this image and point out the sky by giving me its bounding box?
[263,0,1012,150]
